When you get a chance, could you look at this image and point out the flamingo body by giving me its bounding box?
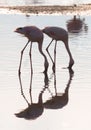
[15,26,43,43]
[42,26,74,69]
[43,26,68,42]
[15,26,49,73]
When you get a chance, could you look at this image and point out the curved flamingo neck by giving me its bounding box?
[64,40,74,68]
[38,41,49,73]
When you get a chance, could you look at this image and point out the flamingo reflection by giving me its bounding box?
[15,86,45,120]
[66,15,88,34]
[44,69,74,109]
[15,45,49,120]
[15,72,50,120]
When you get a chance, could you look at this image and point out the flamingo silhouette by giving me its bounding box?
[14,26,49,74]
[15,68,48,120]
[42,26,74,71]
[15,87,45,120]
[44,69,74,109]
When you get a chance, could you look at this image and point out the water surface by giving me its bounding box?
[0,14,91,130]
[0,0,91,6]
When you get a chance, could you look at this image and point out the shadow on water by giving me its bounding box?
[66,15,88,35]
[44,69,74,109]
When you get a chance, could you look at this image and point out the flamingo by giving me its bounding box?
[42,26,74,71]
[14,26,49,74]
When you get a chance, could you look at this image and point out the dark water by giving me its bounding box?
[0,0,91,6]
[0,14,91,130]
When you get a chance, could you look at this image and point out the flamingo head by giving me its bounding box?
[14,27,26,35]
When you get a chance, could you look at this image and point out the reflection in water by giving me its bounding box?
[44,69,74,109]
[15,64,74,119]
[15,72,48,120]
[66,15,88,34]
[15,43,74,119]
[15,84,45,120]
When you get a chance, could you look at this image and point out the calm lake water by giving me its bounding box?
[0,0,91,6]
[0,14,91,130]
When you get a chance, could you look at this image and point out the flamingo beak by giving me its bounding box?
[14,27,23,33]
[14,28,18,33]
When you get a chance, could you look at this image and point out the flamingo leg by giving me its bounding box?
[18,40,30,75]
[46,39,54,65]
[53,41,57,95]
[29,42,33,103]
[53,40,57,73]
[63,40,74,69]
[54,67,57,96]
[29,42,33,75]
[18,70,30,106]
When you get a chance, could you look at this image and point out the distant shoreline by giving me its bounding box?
[0,4,91,15]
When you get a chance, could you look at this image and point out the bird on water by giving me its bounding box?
[15,26,49,74]
[42,26,74,71]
